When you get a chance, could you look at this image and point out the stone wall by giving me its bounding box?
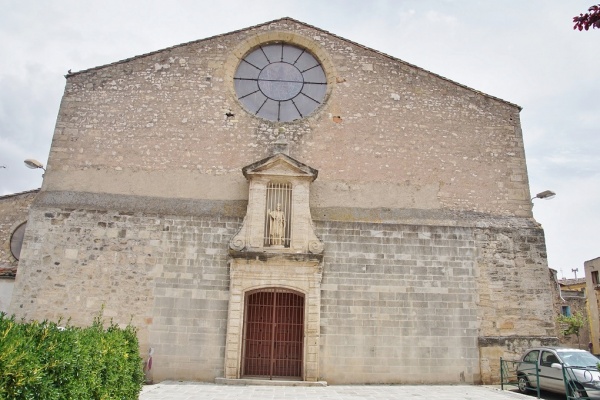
[10,192,555,384]
[148,214,237,381]
[0,280,14,313]
[317,221,479,384]
[585,258,600,353]
[9,199,239,382]
[549,274,590,349]
[43,18,531,218]
[8,18,554,385]
[0,190,38,313]
[557,295,589,349]
[478,335,558,384]
[10,205,161,334]
[475,226,557,383]
[0,190,38,277]
[316,219,555,384]
[476,226,554,338]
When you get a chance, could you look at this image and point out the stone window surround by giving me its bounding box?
[223,30,337,121]
[264,181,293,247]
[9,221,27,261]
[224,258,323,381]
[4,219,27,264]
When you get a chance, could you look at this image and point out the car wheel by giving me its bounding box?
[517,375,530,394]
[568,382,588,399]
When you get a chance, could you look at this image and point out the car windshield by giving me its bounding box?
[558,351,600,368]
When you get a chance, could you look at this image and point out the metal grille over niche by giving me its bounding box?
[264,182,292,247]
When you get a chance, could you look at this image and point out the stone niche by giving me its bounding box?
[224,153,324,382]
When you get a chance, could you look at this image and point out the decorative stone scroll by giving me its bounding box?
[228,153,323,255]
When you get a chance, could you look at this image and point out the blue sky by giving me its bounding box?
[1,0,598,278]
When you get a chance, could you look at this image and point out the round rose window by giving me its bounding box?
[234,43,327,122]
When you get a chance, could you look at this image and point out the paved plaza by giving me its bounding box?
[139,382,530,400]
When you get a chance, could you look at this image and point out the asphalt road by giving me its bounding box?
[529,390,565,400]
[515,387,590,399]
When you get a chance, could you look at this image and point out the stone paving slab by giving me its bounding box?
[139,382,530,400]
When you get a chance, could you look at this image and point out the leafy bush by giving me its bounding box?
[0,312,143,400]
[557,311,587,349]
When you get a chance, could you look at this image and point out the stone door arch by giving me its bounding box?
[242,288,304,378]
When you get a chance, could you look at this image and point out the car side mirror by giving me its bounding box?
[551,363,563,369]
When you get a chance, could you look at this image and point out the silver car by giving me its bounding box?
[517,347,600,398]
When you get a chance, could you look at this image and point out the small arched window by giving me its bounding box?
[10,222,27,260]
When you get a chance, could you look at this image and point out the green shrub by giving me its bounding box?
[0,312,143,400]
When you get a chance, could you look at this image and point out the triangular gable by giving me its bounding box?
[67,17,304,77]
[64,17,519,109]
[242,153,318,181]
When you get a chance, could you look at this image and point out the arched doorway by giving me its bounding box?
[242,288,304,379]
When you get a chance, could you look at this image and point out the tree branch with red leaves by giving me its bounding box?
[573,4,600,31]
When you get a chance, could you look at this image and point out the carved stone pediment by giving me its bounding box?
[229,153,323,256]
[242,153,318,180]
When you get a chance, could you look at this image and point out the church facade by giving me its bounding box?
[9,18,556,384]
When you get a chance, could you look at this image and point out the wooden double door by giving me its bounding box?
[242,288,304,379]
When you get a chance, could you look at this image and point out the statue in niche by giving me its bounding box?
[268,204,286,246]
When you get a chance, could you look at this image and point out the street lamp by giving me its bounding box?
[24,159,46,171]
[532,190,556,201]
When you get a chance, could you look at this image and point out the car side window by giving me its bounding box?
[541,351,559,367]
[523,350,540,364]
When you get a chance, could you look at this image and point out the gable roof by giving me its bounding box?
[0,188,40,201]
[559,277,587,286]
[66,17,521,110]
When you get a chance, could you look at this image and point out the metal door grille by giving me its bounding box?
[264,182,292,247]
[242,288,304,379]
